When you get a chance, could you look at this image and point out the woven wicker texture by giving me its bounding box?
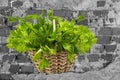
[28,51,77,74]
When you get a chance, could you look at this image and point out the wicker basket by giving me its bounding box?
[28,51,77,74]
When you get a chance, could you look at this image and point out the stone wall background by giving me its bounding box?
[1,0,120,80]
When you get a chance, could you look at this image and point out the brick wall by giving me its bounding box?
[0,0,120,80]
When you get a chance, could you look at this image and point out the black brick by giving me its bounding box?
[82,67,90,72]
[2,55,15,63]
[0,74,14,80]
[93,10,108,17]
[112,28,120,35]
[97,1,106,7]
[26,9,46,16]
[12,1,23,8]
[109,18,114,23]
[0,8,4,15]
[89,19,93,23]
[15,54,30,63]
[64,10,73,20]
[33,3,37,8]
[87,54,100,62]
[78,55,85,63]
[0,60,2,65]
[2,55,9,62]
[53,10,65,18]
[76,19,88,26]
[103,19,106,26]
[98,27,112,35]
[79,11,87,17]
[9,64,19,74]
[6,22,16,30]
[64,10,73,17]
[97,36,112,44]
[104,44,116,52]
[20,65,34,74]
[103,61,111,68]
[101,54,114,62]
[112,0,120,2]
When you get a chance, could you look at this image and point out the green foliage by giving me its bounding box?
[38,58,50,70]
[68,52,74,63]
[7,10,97,69]
[7,16,18,23]
[32,49,42,61]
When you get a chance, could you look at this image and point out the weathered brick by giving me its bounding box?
[11,0,23,8]
[77,55,85,63]
[0,7,13,16]
[112,36,120,43]
[0,27,10,37]
[0,29,5,37]
[112,28,120,35]
[1,37,7,43]
[15,54,30,63]
[0,16,4,25]
[101,54,114,62]
[35,74,47,80]
[0,44,9,53]
[0,0,8,7]
[2,55,15,63]
[97,36,112,44]
[98,27,112,35]
[47,76,59,80]
[5,28,10,36]
[93,10,108,17]
[27,74,36,80]
[104,44,117,52]
[9,64,19,74]
[110,74,120,80]
[90,44,104,53]
[12,74,28,80]
[97,1,106,7]
[89,28,97,34]
[8,0,12,6]
[20,65,34,74]
[87,54,100,62]
[0,74,14,80]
